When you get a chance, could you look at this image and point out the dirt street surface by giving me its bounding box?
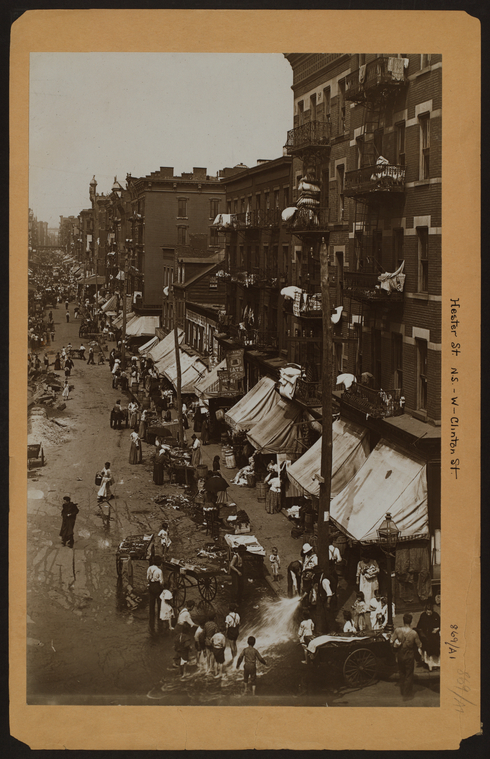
[26,305,440,706]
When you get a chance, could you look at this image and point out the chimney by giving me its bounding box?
[159,167,174,178]
[193,167,207,180]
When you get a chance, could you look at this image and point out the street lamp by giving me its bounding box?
[377,512,400,633]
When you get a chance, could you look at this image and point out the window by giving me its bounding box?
[392,228,404,270]
[271,245,278,277]
[241,197,246,214]
[338,80,346,134]
[421,54,431,69]
[283,186,289,207]
[356,136,364,169]
[372,230,382,266]
[263,245,269,269]
[374,329,382,387]
[256,193,261,209]
[310,93,316,121]
[354,230,364,270]
[419,114,430,179]
[282,245,289,277]
[246,246,252,271]
[274,190,279,209]
[418,227,429,291]
[374,128,383,160]
[254,245,260,269]
[210,227,219,246]
[335,250,344,306]
[336,165,345,221]
[227,200,232,215]
[323,87,331,122]
[265,192,270,210]
[177,226,187,245]
[392,332,403,389]
[298,100,304,126]
[416,338,428,410]
[234,199,238,214]
[210,199,219,219]
[322,168,330,207]
[395,122,406,166]
[239,245,244,268]
[177,199,187,217]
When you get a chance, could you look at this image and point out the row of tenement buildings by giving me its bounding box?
[60,53,442,595]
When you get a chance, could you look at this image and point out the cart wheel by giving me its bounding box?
[197,575,218,601]
[171,572,187,609]
[196,599,215,621]
[343,648,377,688]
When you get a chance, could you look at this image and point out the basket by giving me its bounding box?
[95,472,103,486]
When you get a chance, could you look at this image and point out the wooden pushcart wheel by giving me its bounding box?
[197,575,218,601]
[343,648,377,688]
[171,571,186,609]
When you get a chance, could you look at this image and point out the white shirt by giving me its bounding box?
[329,545,341,563]
[343,620,356,633]
[298,618,315,642]
[225,612,240,629]
[302,553,318,572]
[177,608,194,628]
[321,576,333,598]
[147,565,164,583]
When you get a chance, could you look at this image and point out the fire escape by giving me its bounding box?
[282,118,332,405]
[342,55,408,416]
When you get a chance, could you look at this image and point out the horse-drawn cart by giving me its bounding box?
[307,631,395,688]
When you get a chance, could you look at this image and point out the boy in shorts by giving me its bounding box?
[236,635,267,696]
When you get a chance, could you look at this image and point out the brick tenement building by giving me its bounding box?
[212,155,293,387]
[125,167,226,313]
[284,53,442,426]
[284,54,441,605]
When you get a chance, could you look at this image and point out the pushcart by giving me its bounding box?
[28,442,45,470]
[115,533,155,585]
[162,558,221,609]
[308,631,395,688]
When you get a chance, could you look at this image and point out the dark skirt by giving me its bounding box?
[59,515,76,544]
[153,458,164,485]
[129,441,142,464]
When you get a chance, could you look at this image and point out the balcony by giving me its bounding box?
[283,291,323,318]
[284,120,331,155]
[294,378,323,406]
[225,324,279,350]
[343,271,404,304]
[283,207,331,235]
[235,208,282,229]
[344,163,406,198]
[345,56,408,103]
[341,383,404,419]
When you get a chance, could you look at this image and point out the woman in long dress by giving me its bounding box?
[129,431,142,464]
[416,604,441,671]
[127,401,139,430]
[153,446,168,485]
[191,435,202,468]
[138,409,148,442]
[97,462,113,500]
[356,555,380,606]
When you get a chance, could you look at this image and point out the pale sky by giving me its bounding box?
[29,53,293,228]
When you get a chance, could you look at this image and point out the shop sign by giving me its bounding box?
[226,349,245,378]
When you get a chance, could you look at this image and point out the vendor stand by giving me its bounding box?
[115,533,155,586]
[162,557,221,609]
[306,631,394,688]
[224,533,266,579]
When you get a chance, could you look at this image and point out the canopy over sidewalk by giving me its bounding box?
[287,419,370,498]
[125,315,160,337]
[246,397,305,456]
[194,359,241,399]
[148,329,183,365]
[138,335,159,355]
[224,376,278,432]
[164,352,207,394]
[330,439,428,543]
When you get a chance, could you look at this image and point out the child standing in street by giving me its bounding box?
[225,603,241,662]
[269,547,280,582]
[352,591,368,631]
[158,522,171,558]
[236,636,267,697]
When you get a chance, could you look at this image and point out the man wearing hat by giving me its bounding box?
[301,543,318,599]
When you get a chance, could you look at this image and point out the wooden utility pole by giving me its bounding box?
[121,253,129,368]
[173,254,184,446]
[317,236,333,632]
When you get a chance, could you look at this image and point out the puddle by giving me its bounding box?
[28,490,44,500]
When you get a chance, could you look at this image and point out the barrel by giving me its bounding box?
[246,473,256,488]
[257,481,267,502]
[224,452,236,469]
[196,464,208,479]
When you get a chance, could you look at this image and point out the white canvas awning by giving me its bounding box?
[224,376,279,432]
[164,353,207,394]
[246,398,304,456]
[330,439,428,543]
[125,315,160,337]
[138,335,159,355]
[101,294,118,313]
[149,329,184,373]
[287,419,370,498]
[194,359,241,399]
[112,311,136,329]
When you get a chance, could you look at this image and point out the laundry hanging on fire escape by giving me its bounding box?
[377,261,406,293]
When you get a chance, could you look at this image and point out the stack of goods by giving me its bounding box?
[234,509,251,534]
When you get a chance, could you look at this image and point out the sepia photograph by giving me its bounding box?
[11,8,480,752]
[26,51,442,708]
